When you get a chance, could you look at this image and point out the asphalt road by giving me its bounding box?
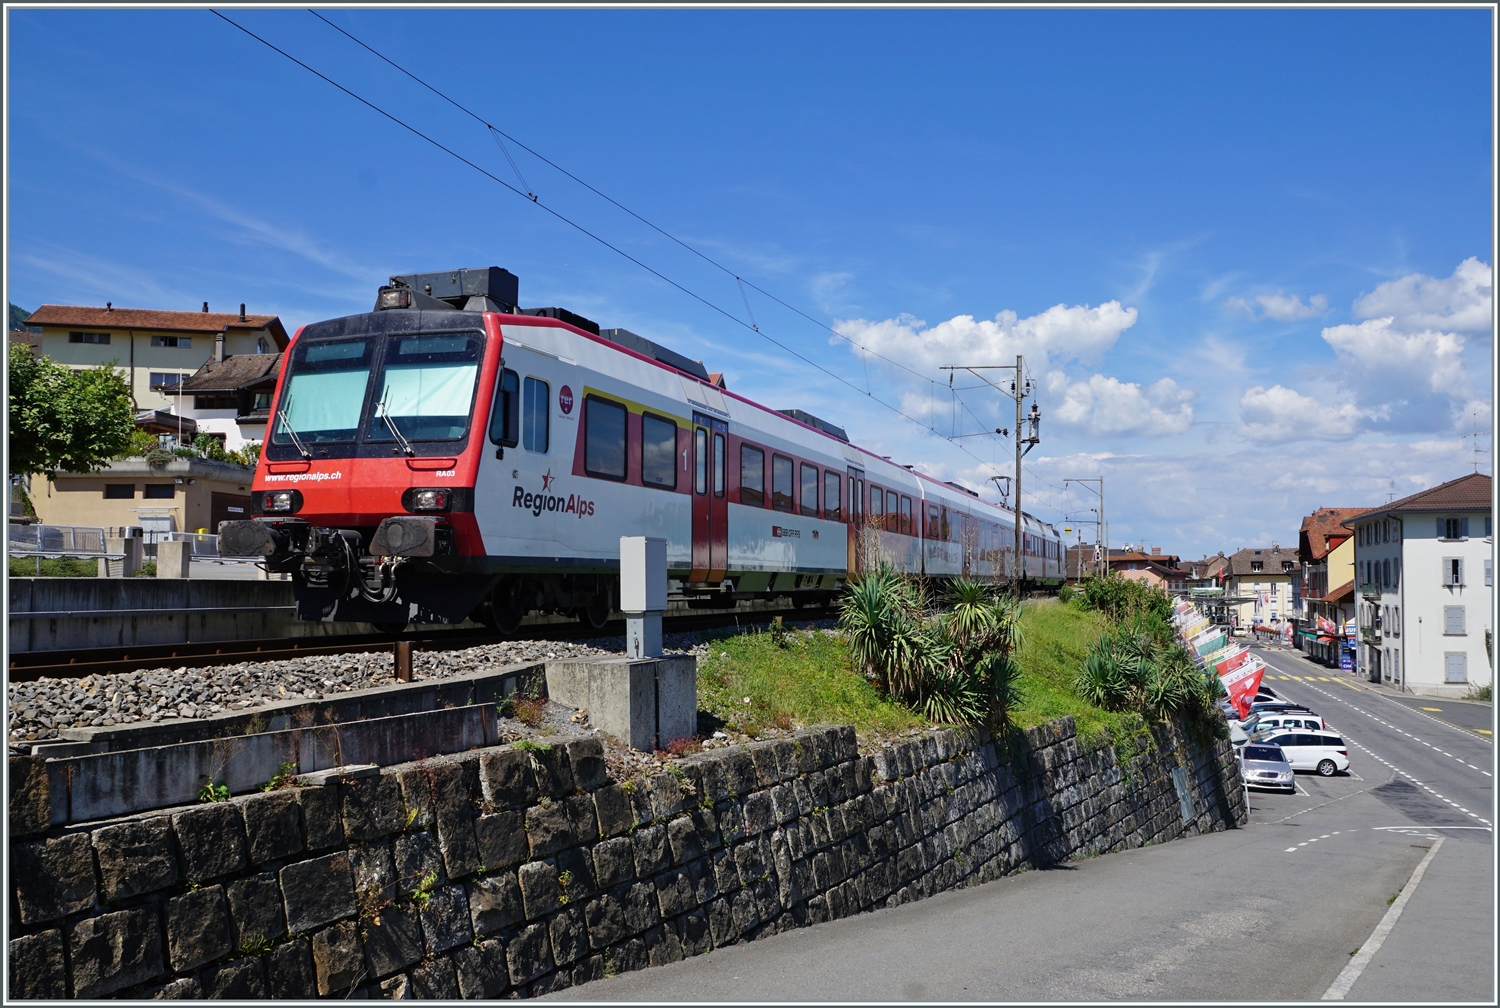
[548,648,1494,1002]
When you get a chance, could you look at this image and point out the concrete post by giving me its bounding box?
[98,537,142,578]
[620,536,667,659]
[155,540,192,578]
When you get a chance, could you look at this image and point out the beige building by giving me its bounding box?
[1296,507,1361,669]
[22,303,288,413]
[1224,545,1298,630]
[28,458,256,539]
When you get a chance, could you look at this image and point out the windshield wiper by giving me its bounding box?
[378,393,416,456]
[277,407,313,460]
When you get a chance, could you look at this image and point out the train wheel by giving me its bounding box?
[582,578,612,630]
[491,579,526,636]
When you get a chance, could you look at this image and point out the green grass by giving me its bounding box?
[1009,598,1145,745]
[8,556,99,578]
[698,628,927,736]
[698,600,1151,749]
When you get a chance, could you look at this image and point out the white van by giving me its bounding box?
[1252,713,1331,734]
[1257,729,1350,776]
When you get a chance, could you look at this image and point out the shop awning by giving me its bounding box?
[1316,635,1335,643]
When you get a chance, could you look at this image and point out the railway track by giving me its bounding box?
[7,606,837,682]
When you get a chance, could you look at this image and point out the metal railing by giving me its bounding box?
[166,532,220,557]
[8,524,109,556]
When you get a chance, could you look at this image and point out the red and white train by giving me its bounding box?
[220,267,1065,631]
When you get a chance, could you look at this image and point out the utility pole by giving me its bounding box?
[941,355,1038,595]
[1064,478,1105,577]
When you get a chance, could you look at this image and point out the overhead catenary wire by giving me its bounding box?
[212,10,1029,498]
[303,8,940,388]
[306,6,1031,480]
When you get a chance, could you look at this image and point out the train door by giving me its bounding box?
[847,466,865,574]
[690,412,728,583]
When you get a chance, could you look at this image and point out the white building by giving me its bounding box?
[176,353,282,451]
[1347,473,1492,697]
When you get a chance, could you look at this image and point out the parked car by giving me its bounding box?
[1250,701,1316,717]
[1238,744,1295,792]
[1256,730,1350,776]
[1251,713,1331,734]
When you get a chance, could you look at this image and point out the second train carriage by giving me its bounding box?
[220,267,1064,631]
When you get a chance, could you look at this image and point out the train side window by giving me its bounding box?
[941,508,951,540]
[869,485,884,525]
[901,496,913,535]
[641,413,677,489]
[740,444,765,505]
[823,470,841,521]
[584,395,627,480]
[800,464,819,516]
[714,433,726,497]
[489,369,520,447]
[772,455,794,512]
[927,505,940,539]
[885,490,899,532]
[694,429,708,494]
[523,377,549,453]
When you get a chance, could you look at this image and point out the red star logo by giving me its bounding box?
[540,469,554,491]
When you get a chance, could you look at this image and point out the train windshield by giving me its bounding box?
[272,339,374,444]
[365,334,483,443]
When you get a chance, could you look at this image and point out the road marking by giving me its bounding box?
[1372,825,1493,831]
[1421,707,1442,711]
[1318,676,1331,681]
[1322,838,1445,1000]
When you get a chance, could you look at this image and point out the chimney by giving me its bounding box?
[239,303,246,323]
[1151,547,1161,555]
[105,302,112,312]
[202,302,209,313]
[215,326,226,363]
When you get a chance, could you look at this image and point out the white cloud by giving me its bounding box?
[1354,257,1493,332]
[1045,371,1195,437]
[1238,385,1362,443]
[1255,291,1328,321]
[1223,291,1328,321]
[833,300,1138,374]
[1326,319,1464,399]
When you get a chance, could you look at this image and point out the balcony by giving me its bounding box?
[1359,626,1382,644]
[1359,583,1382,600]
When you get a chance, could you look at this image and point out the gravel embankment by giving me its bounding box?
[6,637,635,744]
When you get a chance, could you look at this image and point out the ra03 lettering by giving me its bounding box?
[513,486,595,518]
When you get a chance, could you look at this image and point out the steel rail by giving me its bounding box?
[7,607,836,682]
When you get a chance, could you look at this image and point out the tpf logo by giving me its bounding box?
[559,385,574,415]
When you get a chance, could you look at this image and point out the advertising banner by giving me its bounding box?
[1221,656,1265,719]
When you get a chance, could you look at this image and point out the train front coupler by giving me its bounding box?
[219,516,440,621]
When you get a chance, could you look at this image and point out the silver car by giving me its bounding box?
[1239,743,1295,792]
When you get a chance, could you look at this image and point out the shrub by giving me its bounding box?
[838,572,1025,730]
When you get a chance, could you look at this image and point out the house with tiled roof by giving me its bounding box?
[178,353,283,450]
[1224,545,1298,631]
[1063,545,1189,592]
[22,302,289,414]
[1342,473,1492,696]
[1296,507,1363,669]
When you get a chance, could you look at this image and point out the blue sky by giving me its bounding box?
[7,7,1493,558]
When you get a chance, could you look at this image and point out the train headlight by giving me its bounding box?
[407,488,451,512]
[376,285,412,310]
[260,490,301,513]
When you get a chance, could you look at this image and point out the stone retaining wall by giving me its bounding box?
[8,717,1246,999]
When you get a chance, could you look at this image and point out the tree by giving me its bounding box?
[9,345,135,478]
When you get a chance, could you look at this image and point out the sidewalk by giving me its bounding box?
[1249,641,1492,706]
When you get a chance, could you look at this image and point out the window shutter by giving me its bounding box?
[1438,517,1445,537]
[1445,652,1467,684]
[1487,559,1493,587]
[1444,606,1464,635]
[1462,517,1470,537]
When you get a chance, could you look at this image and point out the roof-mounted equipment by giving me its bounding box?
[375,267,519,313]
[944,481,979,498]
[521,306,601,336]
[777,408,848,442]
[599,328,709,382]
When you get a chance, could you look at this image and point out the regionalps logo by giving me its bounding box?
[513,469,595,518]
